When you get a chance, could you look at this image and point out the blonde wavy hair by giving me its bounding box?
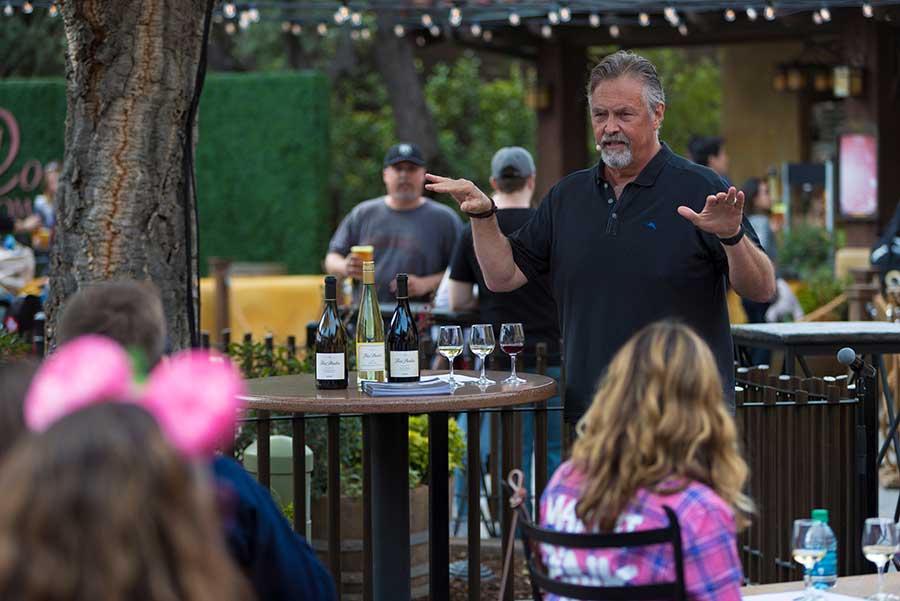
[572,321,753,531]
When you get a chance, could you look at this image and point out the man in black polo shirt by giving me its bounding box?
[426,50,775,423]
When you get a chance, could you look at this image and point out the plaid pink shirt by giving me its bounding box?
[538,461,743,601]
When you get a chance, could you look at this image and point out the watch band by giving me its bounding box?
[718,226,745,246]
[466,200,498,219]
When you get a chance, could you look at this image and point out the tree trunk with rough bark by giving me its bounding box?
[373,14,442,170]
[47,0,208,349]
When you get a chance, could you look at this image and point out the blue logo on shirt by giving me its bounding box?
[645,221,657,231]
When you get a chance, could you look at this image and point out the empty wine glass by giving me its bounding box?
[862,517,899,601]
[438,325,464,388]
[792,519,831,601]
[499,323,526,385]
[469,324,496,387]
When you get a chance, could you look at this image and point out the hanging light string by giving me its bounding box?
[4,1,893,37]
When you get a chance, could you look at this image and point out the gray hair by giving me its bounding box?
[587,50,666,119]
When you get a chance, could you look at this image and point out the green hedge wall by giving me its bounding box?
[0,71,331,275]
[196,72,330,275]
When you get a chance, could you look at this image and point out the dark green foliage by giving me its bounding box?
[0,330,31,362]
[0,12,66,78]
[196,72,331,275]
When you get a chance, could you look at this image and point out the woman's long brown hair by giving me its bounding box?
[0,403,254,601]
[571,321,754,531]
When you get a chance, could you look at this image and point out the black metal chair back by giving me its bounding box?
[516,504,687,601]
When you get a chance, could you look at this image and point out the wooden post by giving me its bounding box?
[209,257,231,344]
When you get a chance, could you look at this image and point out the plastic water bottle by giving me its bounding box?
[810,508,838,589]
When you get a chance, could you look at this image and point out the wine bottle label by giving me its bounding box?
[316,353,345,380]
[390,350,419,378]
[357,343,386,371]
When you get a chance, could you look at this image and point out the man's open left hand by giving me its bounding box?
[676,186,744,239]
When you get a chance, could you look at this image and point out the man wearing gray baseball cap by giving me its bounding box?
[447,147,562,518]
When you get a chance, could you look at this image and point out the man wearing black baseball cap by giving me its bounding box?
[325,143,461,304]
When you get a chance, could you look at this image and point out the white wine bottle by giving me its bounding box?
[356,261,386,386]
[315,276,348,390]
[387,273,420,383]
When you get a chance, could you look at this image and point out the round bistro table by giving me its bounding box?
[243,370,557,601]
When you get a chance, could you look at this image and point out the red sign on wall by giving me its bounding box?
[0,106,46,218]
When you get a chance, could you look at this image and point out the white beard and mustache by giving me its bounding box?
[596,133,633,169]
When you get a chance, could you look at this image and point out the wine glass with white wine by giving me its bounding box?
[792,519,832,601]
[862,517,900,601]
[438,325,464,389]
[469,324,496,387]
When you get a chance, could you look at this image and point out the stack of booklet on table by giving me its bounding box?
[361,377,454,397]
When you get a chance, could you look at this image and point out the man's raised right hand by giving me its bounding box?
[425,174,493,215]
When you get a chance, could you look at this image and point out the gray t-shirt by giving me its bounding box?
[328,197,462,304]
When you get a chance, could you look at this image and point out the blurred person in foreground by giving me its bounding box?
[325,142,462,304]
[426,50,775,423]
[56,280,336,601]
[538,321,752,601]
[0,402,254,601]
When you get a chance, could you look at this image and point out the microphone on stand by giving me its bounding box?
[837,347,877,377]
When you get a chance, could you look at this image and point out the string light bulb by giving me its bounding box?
[48,3,58,17]
[223,3,236,19]
[589,12,600,27]
[508,11,520,26]
[225,22,236,34]
[541,24,552,38]
[449,6,462,27]
[678,23,689,35]
[819,6,831,21]
[469,22,482,36]
[483,30,493,42]
[746,6,758,20]
[421,13,432,27]
[350,12,362,26]
[291,23,302,35]
[862,2,874,17]
[22,1,33,14]
[559,6,572,22]
[239,12,251,29]
[3,2,12,16]
[317,22,328,36]
[281,21,291,32]
[764,3,776,20]
[350,30,360,40]
[394,23,405,37]
[548,10,559,25]
[361,27,371,40]
[664,5,678,25]
[609,24,620,38]
[724,8,736,21]
[639,12,650,26]
[429,24,441,37]
[812,11,823,23]
[415,36,426,47]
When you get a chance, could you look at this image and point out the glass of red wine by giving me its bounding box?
[499,322,526,385]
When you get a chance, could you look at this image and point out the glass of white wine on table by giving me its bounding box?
[792,518,833,601]
[469,324,496,387]
[861,518,900,601]
[438,325,464,389]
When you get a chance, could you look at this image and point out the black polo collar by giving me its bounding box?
[594,142,673,188]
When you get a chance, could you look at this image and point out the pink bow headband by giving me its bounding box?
[24,335,246,458]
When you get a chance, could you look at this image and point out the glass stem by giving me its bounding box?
[480,356,487,381]
[449,356,455,380]
[804,571,813,597]
[878,563,885,596]
[511,354,518,380]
